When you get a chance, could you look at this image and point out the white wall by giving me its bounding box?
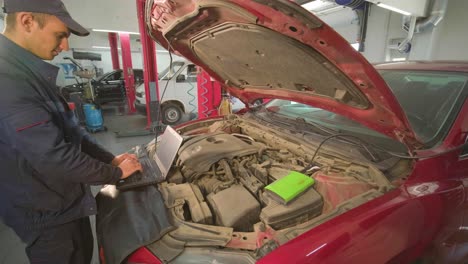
[360,6,391,62]
[61,0,139,33]
[424,0,468,60]
[363,0,468,62]
[318,8,360,43]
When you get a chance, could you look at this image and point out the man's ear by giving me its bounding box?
[16,12,35,33]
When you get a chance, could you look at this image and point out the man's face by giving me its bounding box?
[27,15,70,60]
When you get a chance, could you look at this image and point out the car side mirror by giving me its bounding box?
[176,74,186,82]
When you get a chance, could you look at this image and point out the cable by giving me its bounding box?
[301,133,467,173]
[154,46,174,141]
[187,77,197,113]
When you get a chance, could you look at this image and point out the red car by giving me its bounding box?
[96,1,468,263]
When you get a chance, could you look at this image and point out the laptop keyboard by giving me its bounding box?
[116,147,164,191]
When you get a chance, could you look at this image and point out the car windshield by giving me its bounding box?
[379,70,467,144]
[159,61,185,80]
[260,70,467,151]
[261,99,407,153]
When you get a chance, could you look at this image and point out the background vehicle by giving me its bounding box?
[61,69,144,104]
[135,61,246,124]
[135,61,198,124]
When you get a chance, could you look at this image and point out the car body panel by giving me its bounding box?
[117,96,468,263]
[146,0,421,149]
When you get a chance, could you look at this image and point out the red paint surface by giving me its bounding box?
[197,70,223,118]
[136,0,159,128]
[127,247,163,264]
[120,33,136,114]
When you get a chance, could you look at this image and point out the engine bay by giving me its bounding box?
[141,115,401,262]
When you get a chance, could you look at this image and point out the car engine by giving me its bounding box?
[145,115,397,262]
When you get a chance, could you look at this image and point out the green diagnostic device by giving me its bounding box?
[265,171,315,204]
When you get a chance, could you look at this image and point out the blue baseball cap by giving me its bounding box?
[3,0,89,36]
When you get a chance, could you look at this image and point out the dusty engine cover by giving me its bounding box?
[177,132,259,173]
[207,185,260,231]
[260,187,323,230]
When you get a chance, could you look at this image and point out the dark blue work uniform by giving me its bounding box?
[0,34,122,263]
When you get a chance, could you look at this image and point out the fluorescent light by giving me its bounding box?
[315,5,344,15]
[92,46,116,49]
[92,46,170,53]
[351,43,360,51]
[92,29,140,35]
[377,3,411,16]
[301,0,334,11]
[392,57,407,62]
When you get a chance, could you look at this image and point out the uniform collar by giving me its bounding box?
[0,34,59,83]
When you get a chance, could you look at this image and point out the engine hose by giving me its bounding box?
[187,79,197,113]
[199,73,210,118]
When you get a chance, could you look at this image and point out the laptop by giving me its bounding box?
[116,126,184,191]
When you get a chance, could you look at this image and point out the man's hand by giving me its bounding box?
[118,158,143,179]
[112,153,138,166]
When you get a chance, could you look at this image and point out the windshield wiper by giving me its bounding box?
[252,109,384,163]
[294,117,339,136]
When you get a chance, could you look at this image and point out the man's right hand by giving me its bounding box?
[118,158,143,179]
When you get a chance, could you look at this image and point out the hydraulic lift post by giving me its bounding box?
[136,0,160,130]
[108,33,120,70]
[119,33,137,114]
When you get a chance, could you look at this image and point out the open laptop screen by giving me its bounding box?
[154,126,184,179]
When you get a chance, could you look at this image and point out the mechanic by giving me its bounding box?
[0,0,142,263]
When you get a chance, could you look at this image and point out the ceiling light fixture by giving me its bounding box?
[377,3,412,16]
[91,46,169,53]
[92,29,140,35]
[301,0,336,11]
[92,46,118,49]
[351,43,360,51]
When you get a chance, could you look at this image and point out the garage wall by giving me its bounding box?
[51,48,184,87]
[318,8,360,44]
[360,6,391,62]
[422,0,468,60]
[61,0,139,33]
[362,0,468,62]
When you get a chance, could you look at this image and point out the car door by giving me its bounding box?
[95,71,125,103]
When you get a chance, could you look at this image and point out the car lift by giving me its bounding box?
[115,0,160,137]
[115,0,228,137]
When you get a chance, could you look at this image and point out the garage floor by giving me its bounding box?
[0,104,160,264]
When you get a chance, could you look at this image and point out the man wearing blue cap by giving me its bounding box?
[0,0,142,263]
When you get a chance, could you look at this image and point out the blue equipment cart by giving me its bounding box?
[83,103,107,133]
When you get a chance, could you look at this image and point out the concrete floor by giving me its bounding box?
[0,105,158,264]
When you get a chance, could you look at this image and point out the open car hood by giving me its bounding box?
[145,0,422,150]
